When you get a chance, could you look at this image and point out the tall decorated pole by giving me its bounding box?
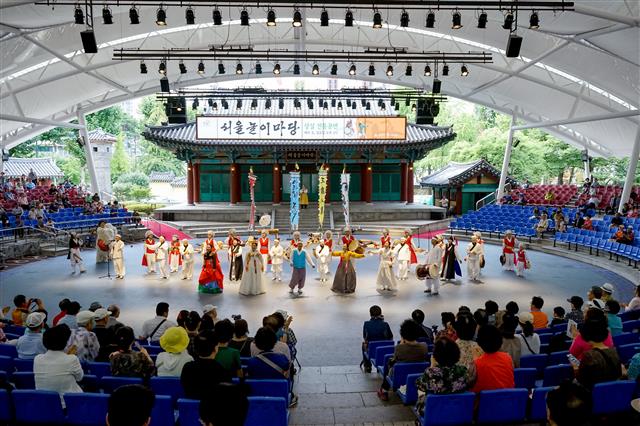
[289,164,301,231]
[317,165,328,229]
[340,165,350,229]
[248,167,257,231]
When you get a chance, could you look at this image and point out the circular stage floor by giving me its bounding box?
[1,237,635,366]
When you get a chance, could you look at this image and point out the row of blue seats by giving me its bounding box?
[555,233,640,262]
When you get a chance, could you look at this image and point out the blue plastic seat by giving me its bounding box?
[5,325,26,336]
[142,345,164,355]
[520,354,549,377]
[476,388,528,423]
[177,399,200,426]
[86,361,112,378]
[245,379,289,401]
[150,376,186,404]
[64,392,109,426]
[12,389,65,424]
[0,355,14,373]
[622,320,640,333]
[414,392,476,426]
[613,332,640,347]
[244,396,288,426]
[374,345,395,373]
[592,380,637,415]
[514,368,537,389]
[548,350,570,366]
[14,358,34,371]
[150,395,175,426]
[366,340,394,363]
[100,376,143,393]
[0,344,18,358]
[542,364,574,387]
[0,389,12,422]
[11,371,35,389]
[385,362,429,391]
[617,343,640,364]
[397,372,421,405]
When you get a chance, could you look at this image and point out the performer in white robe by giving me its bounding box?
[143,231,156,274]
[239,239,266,296]
[68,233,86,274]
[269,239,285,281]
[314,239,331,283]
[154,236,170,279]
[110,234,125,279]
[95,221,115,263]
[423,237,444,295]
[394,237,412,280]
[465,235,483,282]
[372,241,398,293]
[180,239,195,280]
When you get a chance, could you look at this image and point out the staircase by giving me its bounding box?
[273,203,331,233]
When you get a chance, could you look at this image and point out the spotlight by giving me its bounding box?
[330,63,338,75]
[366,101,371,110]
[312,64,320,75]
[251,99,257,110]
[405,64,412,76]
[361,99,367,107]
[278,98,284,109]
[320,9,329,26]
[158,60,167,75]
[293,8,302,27]
[368,64,375,76]
[348,64,356,75]
[213,7,222,25]
[236,99,242,110]
[400,9,409,27]
[426,10,435,28]
[222,100,228,109]
[207,98,213,108]
[452,10,462,29]
[240,9,249,26]
[179,61,187,74]
[267,9,276,26]
[477,11,487,28]
[442,64,449,76]
[192,98,199,110]
[197,61,205,75]
[529,11,540,29]
[461,65,469,76]
[323,101,328,109]
[352,102,356,110]
[255,62,262,74]
[307,98,314,109]
[318,99,323,108]
[331,99,336,107]
[265,99,272,109]
[337,101,343,111]
[74,5,84,25]
[185,7,195,25]
[506,34,523,57]
[218,62,225,74]
[293,63,300,75]
[273,63,281,75]
[236,63,243,75]
[424,65,431,76]
[432,79,441,94]
[212,101,218,111]
[129,6,140,24]
[411,103,417,112]
[345,9,353,27]
[373,11,382,29]
[140,61,147,74]
[386,65,393,76]
[160,76,170,92]
[294,99,301,110]
[156,6,167,26]
[503,11,514,29]
[380,102,386,110]
[102,6,113,25]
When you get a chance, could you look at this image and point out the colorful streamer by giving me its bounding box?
[290,170,301,231]
[340,170,350,229]
[248,168,257,231]
[318,167,328,228]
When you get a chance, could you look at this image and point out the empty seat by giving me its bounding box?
[150,376,186,404]
[476,388,529,424]
[613,332,640,347]
[520,354,548,377]
[0,344,18,358]
[11,371,35,389]
[385,362,429,391]
[592,380,636,415]
[64,393,110,426]
[12,389,65,424]
[14,358,34,372]
[415,392,476,426]
[150,395,175,426]
[244,396,288,426]
[0,355,14,373]
[396,372,421,405]
[617,343,640,364]
[86,361,111,379]
[548,350,570,366]
[0,389,11,422]
[514,368,537,389]
[100,376,143,393]
[542,364,574,387]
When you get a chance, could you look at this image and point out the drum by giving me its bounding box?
[348,239,365,254]
[97,240,109,251]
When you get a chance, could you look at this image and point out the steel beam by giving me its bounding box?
[0,113,85,129]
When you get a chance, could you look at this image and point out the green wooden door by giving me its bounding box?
[372,170,401,201]
[461,192,475,214]
[329,169,361,202]
[282,173,319,202]
[240,166,273,202]
[199,170,230,202]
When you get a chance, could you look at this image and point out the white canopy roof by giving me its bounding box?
[0,1,638,157]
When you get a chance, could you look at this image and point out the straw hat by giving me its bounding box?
[159,327,189,354]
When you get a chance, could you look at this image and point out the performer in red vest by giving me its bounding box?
[203,230,216,254]
[168,235,183,273]
[502,230,517,271]
[141,231,156,274]
[380,228,391,247]
[324,230,334,250]
[403,229,418,264]
[259,229,271,267]
[342,227,355,246]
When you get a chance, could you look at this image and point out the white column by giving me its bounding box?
[496,114,517,202]
[583,150,592,180]
[77,111,99,194]
[618,128,640,214]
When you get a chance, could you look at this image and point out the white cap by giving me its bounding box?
[25,312,46,328]
[588,299,605,310]
[600,283,614,294]
[203,304,217,315]
[77,310,95,325]
[93,308,112,320]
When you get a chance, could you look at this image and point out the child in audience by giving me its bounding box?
[549,307,567,327]
[361,305,393,373]
[604,300,623,336]
[530,296,549,329]
[546,381,593,426]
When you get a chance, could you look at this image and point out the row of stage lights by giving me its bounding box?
[75,5,540,31]
[145,61,469,77]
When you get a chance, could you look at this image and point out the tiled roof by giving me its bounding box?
[171,176,187,187]
[88,128,116,143]
[420,159,516,187]
[2,157,64,178]
[149,171,175,182]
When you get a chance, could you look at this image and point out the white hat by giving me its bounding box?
[588,299,605,310]
[203,304,217,315]
[600,283,614,294]
[93,308,112,320]
[518,312,534,324]
[76,310,95,325]
[25,312,46,328]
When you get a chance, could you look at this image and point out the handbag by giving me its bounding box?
[479,255,485,268]
[526,260,531,269]
[499,254,506,265]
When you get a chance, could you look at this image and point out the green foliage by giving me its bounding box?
[56,157,83,184]
[112,172,151,201]
[591,157,640,185]
[86,106,125,135]
[8,140,37,158]
[123,202,165,215]
[110,134,130,182]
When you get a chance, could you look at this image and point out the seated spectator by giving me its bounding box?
[473,309,489,329]
[411,309,434,345]
[12,295,45,326]
[273,310,298,362]
[110,326,155,379]
[499,313,522,368]
[16,312,47,359]
[106,304,122,328]
[247,327,291,380]
[622,285,640,312]
[549,306,567,327]
[52,298,70,326]
[202,304,218,324]
[565,296,585,324]
[156,326,193,377]
[484,301,499,326]
[58,301,81,330]
[106,384,155,426]
[176,310,190,328]
[140,302,176,343]
[415,337,474,417]
[516,312,541,356]
[613,224,626,243]
[228,318,253,358]
[495,301,519,329]
[359,305,393,373]
[569,308,614,361]
[529,207,541,221]
[471,325,514,392]
[250,315,291,362]
[183,311,202,358]
[530,296,549,329]
[199,383,250,426]
[544,190,555,202]
[610,212,624,228]
[377,320,429,401]
[546,381,593,426]
[181,330,232,400]
[573,212,585,229]
[574,315,623,390]
[65,311,99,362]
[628,352,640,381]
[535,213,549,238]
[436,312,458,341]
[586,286,605,310]
[93,308,117,362]
[214,319,243,377]
[452,312,482,377]
[554,210,567,233]
[516,192,526,205]
[600,282,615,302]
[604,300,623,336]
[581,215,593,230]
[34,325,83,400]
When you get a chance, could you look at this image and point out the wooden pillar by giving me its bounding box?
[406,163,414,204]
[193,163,201,203]
[187,162,194,205]
[230,163,240,204]
[400,163,408,202]
[361,163,373,204]
[272,164,282,205]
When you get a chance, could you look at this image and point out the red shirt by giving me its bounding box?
[52,310,66,326]
[471,352,515,393]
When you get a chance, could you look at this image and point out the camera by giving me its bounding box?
[231,314,242,321]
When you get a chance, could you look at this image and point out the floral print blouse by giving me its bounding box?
[415,363,473,416]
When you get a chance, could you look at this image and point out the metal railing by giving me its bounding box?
[476,190,497,211]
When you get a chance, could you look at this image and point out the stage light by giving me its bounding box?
[503,11,514,29]
[293,63,300,75]
[312,64,320,75]
[192,98,199,110]
[320,9,329,26]
[213,7,222,25]
[337,101,343,110]
[477,11,487,28]
[386,65,393,76]
[236,63,243,74]
[179,61,187,74]
[411,103,417,112]
[160,76,170,92]
[236,99,242,109]
[400,9,409,27]
[426,10,435,28]
[366,101,371,110]
[368,64,375,76]
[529,11,540,29]
[331,99,336,108]
[185,7,195,25]
[373,11,382,29]
[156,6,167,26]
[102,6,113,25]
[273,63,281,75]
[212,101,219,111]
[255,62,262,74]
[352,102,356,110]
[442,64,449,76]
[362,99,367,107]
[140,61,147,74]
[318,99,323,108]
[461,65,469,76]
[278,98,284,109]
[345,9,353,27]
[348,64,356,75]
[294,99,301,110]
[129,6,140,24]
[197,61,205,75]
[265,99,272,109]
[293,8,302,27]
[240,9,249,26]
[74,5,84,25]
[395,102,399,111]
[424,65,431,76]
[218,62,225,74]
[251,99,257,110]
[330,63,338,75]
[158,61,166,75]
[380,102,385,110]
[452,10,463,29]
[267,9,276,26]
[307,98,314,109]
[405,64,412,76]
[323,101,328,109]
[222,99,229,109]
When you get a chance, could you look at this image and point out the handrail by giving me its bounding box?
[476,190,497,211]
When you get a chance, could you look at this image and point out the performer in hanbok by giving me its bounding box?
[168,235,182,273]
[423,237,444,295]
[465,235,483,282]
[286,231,303,259]
[96,221,114,263]
[203,230,216,254]
[227,229,244,281]
[239,239,266,296]
[199,243,224,293]
[289,242,315,295]
[258,230,270,270]
[473,231,486,272]
[502,230,518,271]
[324,230,334,250]
[142,231,156,274]
[331,244,365,294]
[155,236,170,279]
[394,237,412,280]
[180,239,195,280]
[380,228,391,247]
[68,232,86,274]
[440,235,461,281]
[515,243,530,277]
[403,229,418,265]
[269,239,285,281]
[313,239,331,283]
[110,234,125,279]
[341,227,355,247]
[371,240,398,293]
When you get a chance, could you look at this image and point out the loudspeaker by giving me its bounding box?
[432,79,442,94]
[165,97,187,124]
[415,98,440,125]
[506,34,523,58]
[80,30,98,54]
[160,77,170,93]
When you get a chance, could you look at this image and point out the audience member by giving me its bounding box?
[604,300,623,336]
[156,326,193,376]
[110,326,155,379]
[11,295,45,326]
[471,325,514,392]
[106,304,123,328]
[581,215,593,230]
[89,301,103,312]
[411,309,434,344]
[183,310,202,358]
[181,330,232,400]
[530,296,549,329]
[58,301,81,330]
[247,327,291,380]
[34,325,83,400]
[16,312,47,359]
[250,315,291,362]
[495,301,519,329]
[176,309,190,328]
[214,319,243,377]
[436,312,458,341]
[52,298,70,326]
[484,301,499,326]
[452,312,483,376]
[498,313,522,368]
[199,383,250,426]
[550,306,567,326]
[202,304,218,323]
[140,302,176,343]
[360,305,393,373]
[228,318,254,358]
[600,283,614,302]
[565,296,585,324]
[273,310,298,362]
[569,308,614,361]
[546,381,593,426]
[622,285,640,312]
[106,384,155,426]
[65,310,100,362]
[587,286,605,310]
[574,315,623,389]
[516,312,541,356]
[93,308,116,362]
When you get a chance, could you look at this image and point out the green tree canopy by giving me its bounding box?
[112,172,151,201]
[111,134,130,182]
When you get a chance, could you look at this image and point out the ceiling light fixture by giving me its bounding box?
[405,64,412,76]
[348,64,356,75]
[156,6,167,26]
[293,63,300,75]
[197,60,205,74]
[442,64,449,76]
[74,5,84,25]
[179,60,187,74]
[529,11,540,29]
[158,60,166,75]
[218,62,225,74]
[320,8,329,26]
[240,8,249,26]
[185,7,195,25]
[212,7,222,25]
[312,63,320,75]
[477,10,487,28]
[236,63,243,74]
[273,63,281,75]
[129,6,140,24]
[102,6,113,25]
[267,9,276,26]
[452,10,463,29]
[503,11,514,29]
[424,65,431,76]
[292,8,302,27]
[255,62,262,74]
[461,65,469,76]
[373,10,382,28]
[368,64,375,76]
[386,64,393,76]
[426,10,435,28]
[139,61,147,74]
[330,63,338,75]
[345,9,353,27]
[400,9,409,27]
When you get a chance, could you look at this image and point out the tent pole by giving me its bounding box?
[618,128,640,214]
[77,111,100,195]
[496,114,517,203]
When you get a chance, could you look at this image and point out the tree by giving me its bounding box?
[86,106,125,135]
[111,134,130,182]
[112,172,151,201]
[56,156,83,184]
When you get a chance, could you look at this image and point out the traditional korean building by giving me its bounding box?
[143,100,455,205]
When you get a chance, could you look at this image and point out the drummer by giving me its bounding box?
[381,228,391,247]
[342,227,355,246]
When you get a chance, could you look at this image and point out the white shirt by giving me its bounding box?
[314,245,330,263]
[394,243,411,261]
[154,241,170,260]
[155,350,193,376]
[34,350,84,396]
[626,297,640,312]
[269,245,284,265]
[141,316,176,342]
[110,240,124,259]
[426,245,444,266]
[517,334,541,356]
[250,340,291,361]
[180,243,195,262]
[467,242,483,258]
